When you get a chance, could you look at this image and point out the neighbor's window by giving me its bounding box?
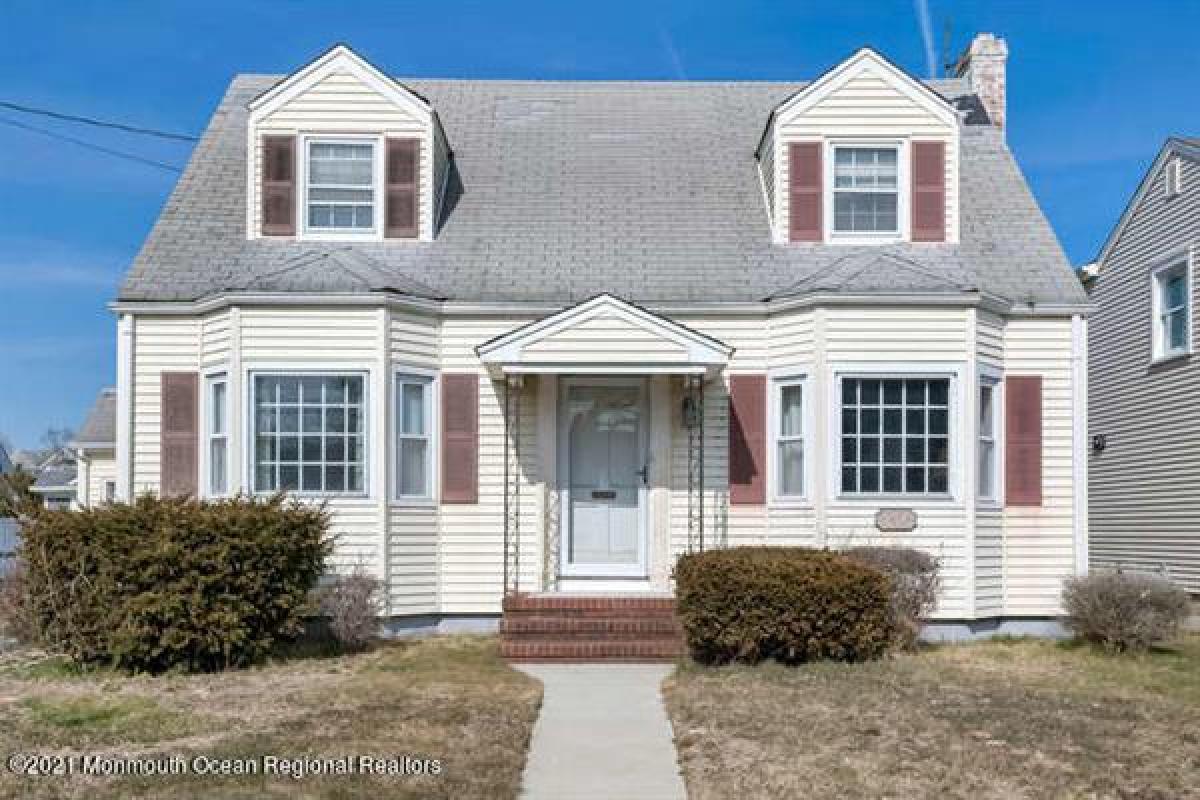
[978,379,999,502]
[833,147,898,234]
[1153,262,1190,359]
[395,373,434,500]
[774,379,805,498]
[103,480,117,504]
[306,141,375,231]
[206,374,228,496]
[253,374,365,494]
[840,377,950,495]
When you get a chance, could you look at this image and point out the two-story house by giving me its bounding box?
[111,35,1089,657]
[1087,137,1199,596]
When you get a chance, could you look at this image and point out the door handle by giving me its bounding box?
[636,465,649,485]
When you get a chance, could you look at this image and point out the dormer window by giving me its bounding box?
[833,146,899,234]
[306,141,377,232]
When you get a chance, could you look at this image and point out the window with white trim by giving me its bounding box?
[306,141,376,231]
[978,378,999,502]
[103,480,117,504]
[840,377,950,495]
[395,373,434,500]
[206,374,229,496]
[774,378,805,498]
[833,146,898,234]
[252,374,366,494]
[1152,261,1190,360]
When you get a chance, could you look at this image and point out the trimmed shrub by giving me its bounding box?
[674,546,895,665]
[318,569,384,652]
[1062,570,1190,652]
[19,494,330,673]
[845,546,941,649]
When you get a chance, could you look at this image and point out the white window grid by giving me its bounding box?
[840,377,950,496]
[395,373,433,501]
[207,375,229,496]
[252,375,366,495]
[776,381,805,498]
[306,141,375,231]
[978,380,998,502]
[833,146,899,233]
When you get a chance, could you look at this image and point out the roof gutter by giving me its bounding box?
[109,290,1092,318]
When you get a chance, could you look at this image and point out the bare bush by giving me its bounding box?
[0,560,37,643]
[319,569,384,652]
[845,546,941,649]
[1062,570,1189,652]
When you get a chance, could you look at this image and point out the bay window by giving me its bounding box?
[978,377,1000,503]
[773,377,806,499]
[206,374,229,496]
[395,372,434,501]
[840,377,950,496]
[252,374,366,494]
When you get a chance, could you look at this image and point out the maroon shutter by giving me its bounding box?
[729,375,767,505]
[160,372,199,497]
[911,141,946,242]
[261,135,295,236]
[441,373,479,504]
[1005,375,1043,507]
[788,142,822,242]
[385,138,419,238]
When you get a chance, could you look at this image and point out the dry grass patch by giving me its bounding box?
[0,635,540,800]
[666,634,1200,800]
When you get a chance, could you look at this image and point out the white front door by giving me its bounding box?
[560,379,647,577]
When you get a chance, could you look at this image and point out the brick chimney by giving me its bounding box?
[955,33,1008,131]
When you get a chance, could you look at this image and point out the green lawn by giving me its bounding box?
[0,635,541,800]
[666,634,1200,800]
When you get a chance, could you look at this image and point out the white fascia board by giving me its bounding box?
[1095,141,1188,268]
[773,48,958,129]
[247,44,431,124]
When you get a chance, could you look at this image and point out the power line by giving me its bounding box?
[0,115,183,173]
[0,100,198,142]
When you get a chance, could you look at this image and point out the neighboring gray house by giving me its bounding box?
[1088,137,1200,595]
[29,454,77,510]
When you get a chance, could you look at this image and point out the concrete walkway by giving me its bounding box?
[516,664,686,800]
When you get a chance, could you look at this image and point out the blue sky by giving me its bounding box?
[1,0,1197,449]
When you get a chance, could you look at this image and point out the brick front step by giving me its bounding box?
[502,616,682,637]
[501,639,686,662]
[502,593,676,613]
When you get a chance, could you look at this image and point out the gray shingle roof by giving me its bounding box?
[76,388,117,445]
[119,74,1086,307]
[32,463,76,492]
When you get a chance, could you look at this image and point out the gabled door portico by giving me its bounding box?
[476,294,733,595]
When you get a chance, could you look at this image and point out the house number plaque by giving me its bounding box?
[875,508,917,532]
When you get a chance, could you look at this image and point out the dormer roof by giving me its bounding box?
[118,53,1086,309]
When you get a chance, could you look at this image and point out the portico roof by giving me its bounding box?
[476,294,733,379]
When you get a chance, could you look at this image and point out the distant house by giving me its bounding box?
[29,455,77,510]
[73,388,118,507]
[1087,136,1199,595]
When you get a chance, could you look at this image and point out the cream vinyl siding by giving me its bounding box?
[84,452,117,507]
[1090,154,1200,593]
[250,68,434,239]
[122,301,1082,619]
[131,315,201,494]
[439,316,541,612]
[1003,317,1078,614]
[757,116,777,229]
[388,308,441,613]
[773,68,958,243]
[521,314,690,363]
